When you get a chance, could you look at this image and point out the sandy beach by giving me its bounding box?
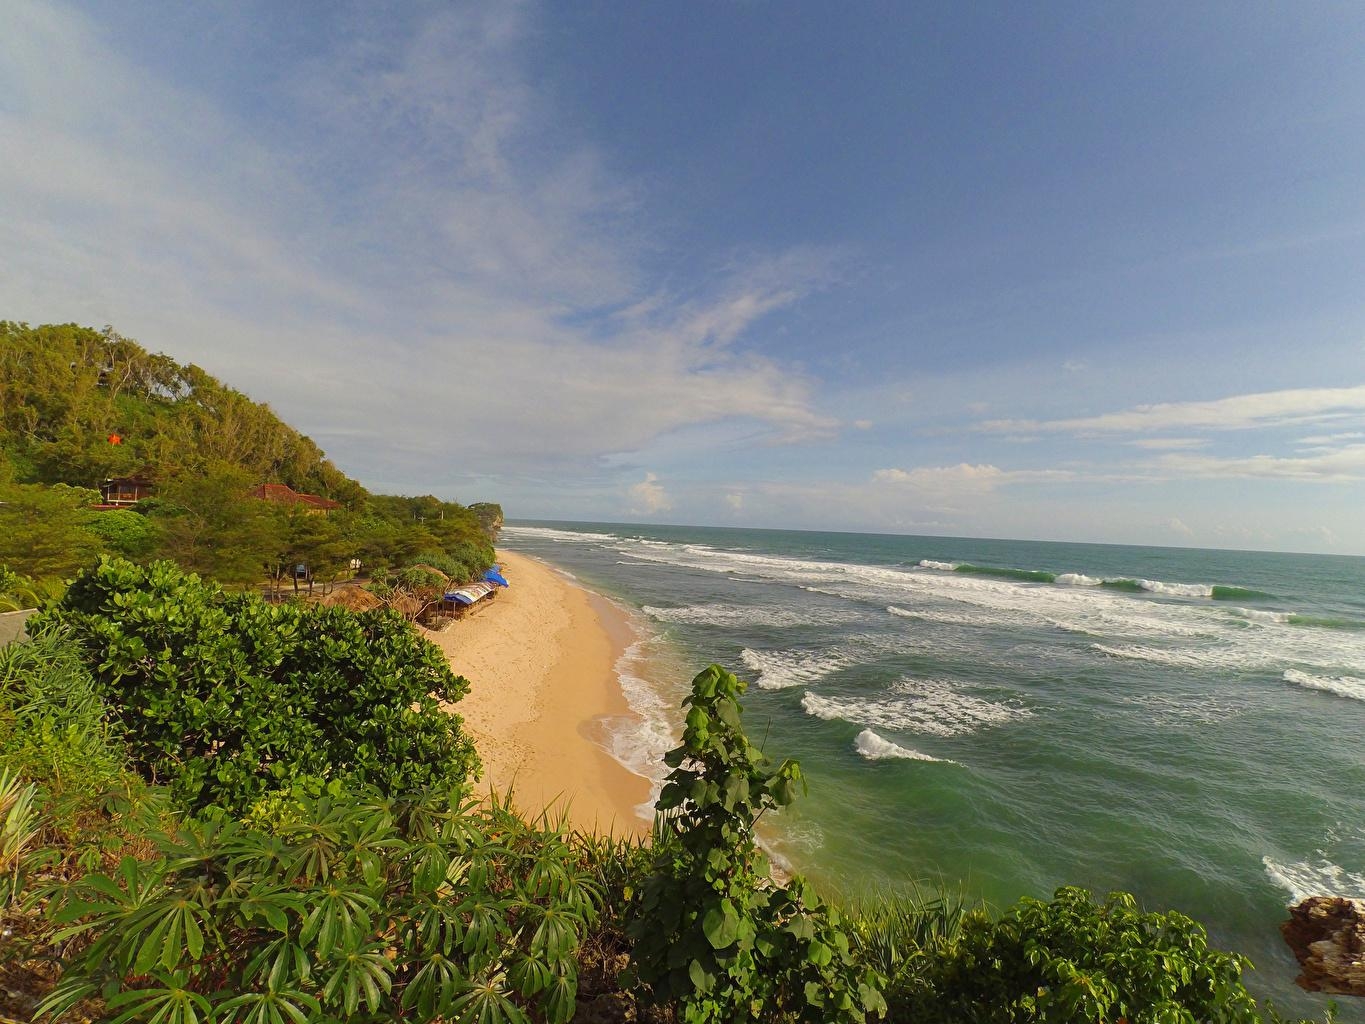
[428,550,652,838]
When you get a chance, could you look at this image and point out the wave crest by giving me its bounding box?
[853,729,952,762]
[1284,668,1365,703]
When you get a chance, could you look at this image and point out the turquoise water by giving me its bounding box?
[503,521,1365,1019]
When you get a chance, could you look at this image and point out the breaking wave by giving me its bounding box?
[914,560,1275,601]
[1283,668,1365,703]
[1286,614,1365,631]
[1263,855,1365,904]
[853,729,953,762]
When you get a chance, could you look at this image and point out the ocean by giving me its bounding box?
[502,521,1365,1019]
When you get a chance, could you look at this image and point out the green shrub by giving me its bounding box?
[31,557,479,814]
[898,885,1262,1023]
[840,881,980,1016]
[628,664,886,1023]
[0,628,130,809]
[40,785,601,1024]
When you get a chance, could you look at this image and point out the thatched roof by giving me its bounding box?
[320,587,383,612]
[389,594,423,620]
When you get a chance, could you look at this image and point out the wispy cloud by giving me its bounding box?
[980,385,1365,436]
[873,463,1075,494]
[1125,437,1209,450]
[1155,444,1365,482]
[0,0,835,491]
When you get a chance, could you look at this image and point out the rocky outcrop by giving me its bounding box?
[1282,896,1365,996]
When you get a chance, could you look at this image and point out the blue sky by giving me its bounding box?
[4,2,1365,553]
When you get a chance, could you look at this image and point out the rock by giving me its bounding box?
[573,993,637,1023]
[1282,896,1365,996]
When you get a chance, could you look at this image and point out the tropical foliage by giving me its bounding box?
[31,558,479,813]
[629,664,887,1023]
[0,571,1334,1023]
[39,787,601,1024]
[868,884,1271,1023]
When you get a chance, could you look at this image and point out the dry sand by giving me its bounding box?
[428,551,652,838]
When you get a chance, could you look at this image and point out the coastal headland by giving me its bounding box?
[429,550,652,837]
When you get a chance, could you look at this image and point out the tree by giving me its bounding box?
[148,465,284,586]
[0,478,103,579]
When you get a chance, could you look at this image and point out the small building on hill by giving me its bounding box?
[249,482,341,514]
[93,472,155,510]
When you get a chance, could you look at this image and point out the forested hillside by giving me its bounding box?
[0,322,499,593]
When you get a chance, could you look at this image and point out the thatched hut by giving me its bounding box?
[319,587,383,613]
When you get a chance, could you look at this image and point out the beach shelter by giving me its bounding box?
[483,567,510,587]
[445,582,496,606]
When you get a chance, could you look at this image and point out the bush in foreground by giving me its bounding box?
[31,557,479,814]
[39,787,600,1024]
[875,885,1267,1023]
[628,664,886,1023]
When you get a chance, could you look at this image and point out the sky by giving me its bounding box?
[3,2,1365,554]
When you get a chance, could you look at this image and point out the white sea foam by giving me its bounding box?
[741,648,853,689]
[1284,668,1365,702]
[1092,642,1276,672]
[853,729,951,762]
[501,525,618,544]
[1117,692,1247,726]
[1263,855,1365,903]
[1092,627,1365,675]
[887,605,991,628]
[602,632,684,820]
[918,559,959,571]
[801,679,1030,737]
[644,603,858,629]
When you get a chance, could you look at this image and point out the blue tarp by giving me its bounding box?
[483,568,510,587]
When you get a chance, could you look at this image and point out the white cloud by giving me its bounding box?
[980,385,1365,436]
[629,472,673,514]
[725,492,745,511]
[852,419,874,430]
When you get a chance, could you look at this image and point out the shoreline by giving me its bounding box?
[428,550,653,838]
